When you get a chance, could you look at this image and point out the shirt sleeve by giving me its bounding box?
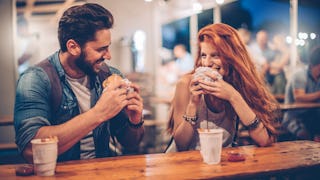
[291,69,307,90]
[14,67,52,154]
[109,111,144,154]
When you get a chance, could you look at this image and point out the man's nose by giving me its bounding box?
[103,51,111,60]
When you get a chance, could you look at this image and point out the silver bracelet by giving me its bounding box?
[183,114,198,125]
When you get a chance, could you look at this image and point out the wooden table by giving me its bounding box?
[280,102,320,111]
[1,140,320,179]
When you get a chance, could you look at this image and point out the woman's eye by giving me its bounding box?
[212,54,220,59]
[213,65,221,70]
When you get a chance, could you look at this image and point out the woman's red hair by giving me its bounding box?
[167,23,280,137]
[195,23,279,135]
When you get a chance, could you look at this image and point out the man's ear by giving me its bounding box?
[66,39,81,56]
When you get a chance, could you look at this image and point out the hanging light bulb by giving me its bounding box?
[216,0,224,5]
[193,2,203,12]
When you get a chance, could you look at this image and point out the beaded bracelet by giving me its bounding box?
[245,116,260,130]
[183,114,198,125]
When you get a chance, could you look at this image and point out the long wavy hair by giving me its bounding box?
[168,23,279,136]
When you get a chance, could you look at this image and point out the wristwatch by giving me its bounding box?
[128,118,144,128]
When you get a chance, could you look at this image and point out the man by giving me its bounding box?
[173,44,194,76]
[266,34,289,95]
[282,45,320,141]
[14,3,144,163]
[249,30,275,80]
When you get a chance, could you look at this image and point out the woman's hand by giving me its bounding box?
[198,72,237,102]
[189,76,204,105]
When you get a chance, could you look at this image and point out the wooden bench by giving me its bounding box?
[0,115,13,126]
[0,143,17,150]
[0,143,24,164]
[0,115,17,152]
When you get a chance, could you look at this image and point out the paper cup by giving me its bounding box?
[198,128,223,164]
[31,138,58,176]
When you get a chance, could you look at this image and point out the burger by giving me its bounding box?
[193,67,222,82]
[102,74,123,89]
[102,74,134,93]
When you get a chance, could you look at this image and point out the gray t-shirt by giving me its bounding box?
[165,96,235,153]
[66,75,96,159]
[190,96,235,150]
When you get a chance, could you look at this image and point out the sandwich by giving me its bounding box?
[102,74,134,93]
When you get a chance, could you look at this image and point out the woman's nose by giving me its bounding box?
[202,59,210,66]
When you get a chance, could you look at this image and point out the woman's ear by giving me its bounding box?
[66,39,81,56]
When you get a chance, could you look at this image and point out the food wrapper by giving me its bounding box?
[102,74,134,93]
[193,67,222,82]
[122,78,134,93]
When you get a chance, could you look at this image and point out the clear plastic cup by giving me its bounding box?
[198,128,223,164]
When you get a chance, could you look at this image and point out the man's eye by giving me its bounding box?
[98,47,108,52]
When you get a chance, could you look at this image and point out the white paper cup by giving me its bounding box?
[198,128,223,164]
[31,138,58,176]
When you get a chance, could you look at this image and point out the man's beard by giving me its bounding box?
[75,51,98,77]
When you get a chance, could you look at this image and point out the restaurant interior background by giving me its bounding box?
[0,0,319,163]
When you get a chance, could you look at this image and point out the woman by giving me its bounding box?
[167,23,279,152]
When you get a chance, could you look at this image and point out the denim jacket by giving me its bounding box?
[14,51,144,162]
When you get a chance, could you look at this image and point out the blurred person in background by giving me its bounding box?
[237,28,251,48]
[173,44,195,76]
[16,16,40,74]
[282,45,320,141]
[249,30,275,80]
[266,34,290,95]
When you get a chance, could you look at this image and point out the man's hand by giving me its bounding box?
[93,79,128,122]
[125,83,143,124]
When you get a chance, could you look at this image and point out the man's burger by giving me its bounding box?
[102,74,134,93]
